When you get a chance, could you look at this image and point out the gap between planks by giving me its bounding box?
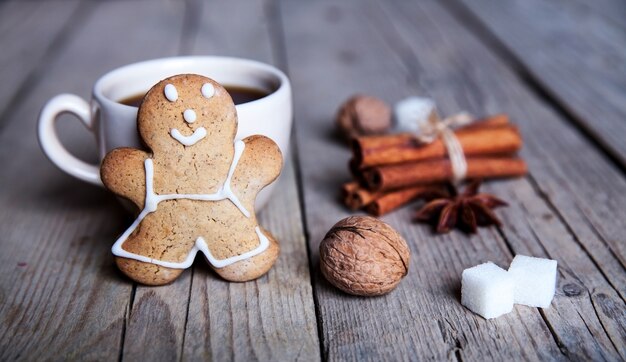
[441,0,626,176]
[379,1,625,357]
[281,0,625,359]
[263,0,327,358]
[0,0,318,360]
[438,0,626,300]
[0,0,92,133]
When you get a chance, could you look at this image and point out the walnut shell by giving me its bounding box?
[319,216,410,296]
[336,95,391,140]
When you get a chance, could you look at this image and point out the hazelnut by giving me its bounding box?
[336,95,391,140]
[319,216,410,296]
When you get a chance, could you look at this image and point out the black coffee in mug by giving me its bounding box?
[119,85,269,107]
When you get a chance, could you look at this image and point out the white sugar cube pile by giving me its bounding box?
[461,262,514,319]
[509,255,558,308]
[461,255,557,319]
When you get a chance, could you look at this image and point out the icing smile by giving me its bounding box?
[170,127,207,146]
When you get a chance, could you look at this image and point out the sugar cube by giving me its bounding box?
[508,255,557,308]
[393,96,436,133]
[461,262,514,319]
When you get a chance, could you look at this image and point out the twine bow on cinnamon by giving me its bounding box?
[410,103,473,184]
[415,111,473,183]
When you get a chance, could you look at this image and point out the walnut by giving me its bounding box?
[319,216,410,296]
[336,95,391,140]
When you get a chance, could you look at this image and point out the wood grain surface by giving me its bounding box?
[450,0,626,304]
[281,0,625,360]
[0,0,86,121]
[0,0,318,360]
[455,0,626,169]
[571,0,626,30]
[1,0,625,360]
[388,1,626,358]
[0,1,138,358]
[180,1,319,360]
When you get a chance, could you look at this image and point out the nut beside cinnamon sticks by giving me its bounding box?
[336,95,392,140]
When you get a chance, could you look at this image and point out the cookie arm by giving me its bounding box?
[231,135,283,209]
[100,148,150,208]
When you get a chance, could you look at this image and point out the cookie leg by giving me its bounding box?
[211,228,280,282]
[114,203,199,285]
[115,258,184,286]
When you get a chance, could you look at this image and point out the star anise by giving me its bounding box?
[415,181,508,234]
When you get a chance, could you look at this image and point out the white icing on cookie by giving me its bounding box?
[111,140,269,269]
[164,84,178,102]
[170,127,206,146]
[112,228,269,270]
[183,109,197,123]
[201,83,215,98]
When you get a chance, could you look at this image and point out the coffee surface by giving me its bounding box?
[120,85,268,107]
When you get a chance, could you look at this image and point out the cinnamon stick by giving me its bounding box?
[365,185,447,216]
[341,181,384,210]
[363,157,527,191]
[453,113,510,131]
[348,158,367,185]
[343,181,446,214]
[352,114,509,150]
[352,115,520,168]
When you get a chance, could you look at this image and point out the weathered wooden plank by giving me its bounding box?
[380,0,626,358]
[181,0,275,62]
[423,0,626,294]
[455,0,626,169]
[122,276,192,361]
[382,0,626,358]
[0,0,188,360]
[570,0,626,32]
[74,2,194,361]
[42,1,194,360]
[387,0,626,300]
[490,180,626,360]
[182,157,320,361]
[180,1,320,360]
[0,0,84,120]
[0,2,134,360]
[282,0,625,360]
[280,1,566,360]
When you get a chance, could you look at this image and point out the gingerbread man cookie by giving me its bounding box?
[101,74,282,285]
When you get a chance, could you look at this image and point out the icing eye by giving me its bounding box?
[183,109,197,123]
[201,83,215,99]
[164,84,178,102]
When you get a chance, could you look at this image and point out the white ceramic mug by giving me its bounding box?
[38,56,292,209]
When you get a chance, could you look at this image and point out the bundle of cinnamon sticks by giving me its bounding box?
[342,114,527,215]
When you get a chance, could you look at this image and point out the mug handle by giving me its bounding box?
[38,94,103,186]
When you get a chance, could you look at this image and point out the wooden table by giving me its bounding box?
[1,0,625,360]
